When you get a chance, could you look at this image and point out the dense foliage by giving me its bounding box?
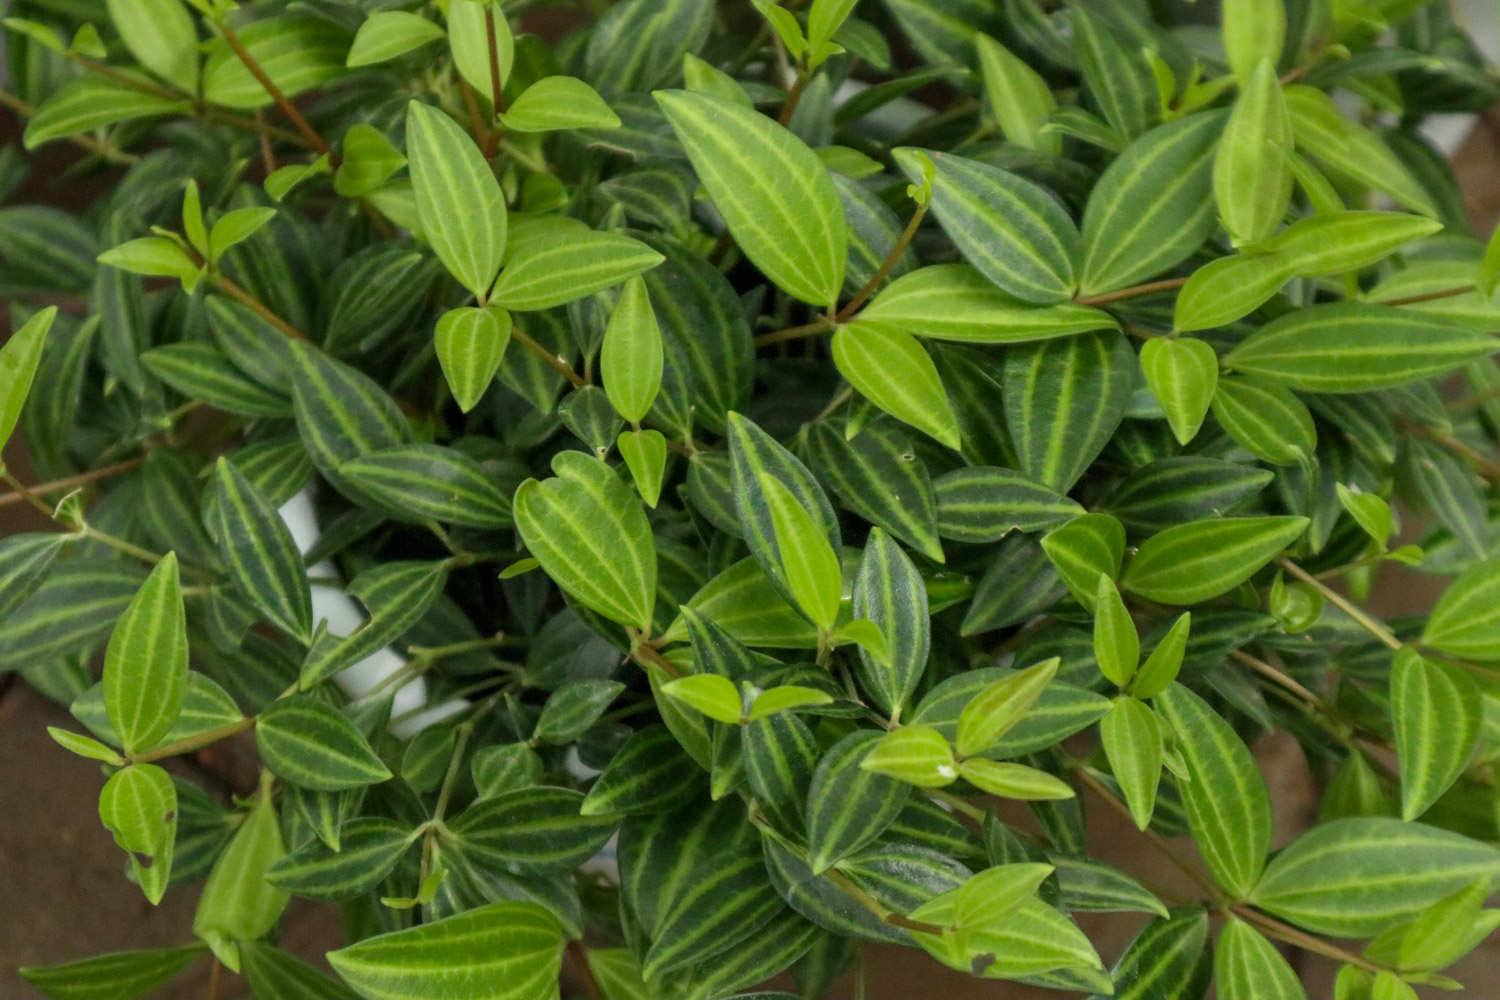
[3,0,1500,997]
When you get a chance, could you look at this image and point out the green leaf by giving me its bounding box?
[748,685,834,722]
[0,560,146,665]
[405,100,507,300]
[1154,684,1271,898]
[20,945,204,1000]
[666,556,820,649]
[1071,5,1154,140]
[601,275,663,424]
[586,948,652,1000]
[1390,648,1481,822]
[1101,697,1162,829]
[1270,210,1442,277]
[1132,613,1190,699]
[142,342,291,417]
[656,89,846,307]
[502,76,620,132]
[858,264,1116,344]
[435,304,511,413]
[102,553,187,756]
[208,208,276,263]
[1395,880,1500,973]
[192,790,288,972]
[514,450,657,632]
[1423,559,1500,661]
[212,457,312,643]
[256,696,391,791]
[803,421,943,562]
[893,148,1079,304]
[960,535,1065,636]
[334,125,406,199]
[1042,512,1126,607]
[1173,252,1293,333]
[0,305,55,452]
[328,902,563,1000]
[1226,303,1495,393]
[663,673,744,724]
[339,443,511,529]
[851,527,929,719]
[491,224,663,312]
[97,237,200,288]
[202,15,347,110]
[240,942,356,1000]
[0,533,64,619]
[860,724,957,787]
[1080,112,1224,295]
[955,656,1059,758]
[807,730,910,872]
[1093,576,1139,688]
[299,561,449,688]
[1210,376,1316,466]
[471,742,545,799]
[1285,85,1437,217]
[1215,918,1308,1000]
[1101,910,1211,1000]
[536,679,625,744]
[346,10,444,67]
[953,863,1055,929]
[447,1,513,97]
[1250,817,1500,937]
[932,466,1080,543]
[1222,0,1284,82]
[1052,855,1168,918]
[1122,516,1308,605]
[447,786,618,872]
[48,726,124,764]
[582,726,699,817]
[1214,60,1292,247]
[760,473,843,630]
[266,817,413,901]
[913,666,1109,759]
[976,33,1057,155]
[1004,329,1134,491]
[618,429,667,508]
[959,759,1074,800]
[22,76,188,149]
[1140,336,1218,445]
[831,322,960,448]
[98,763,177,904]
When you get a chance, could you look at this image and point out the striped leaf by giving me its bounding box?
[406,99,506,299]
[1284,85,1438,216]
[346,10,444,67]
[1222,0,1284,80]
[1004,329,1134,491]
[584,0,712,96]
[491,227,663,312]
[267,817,413,900]
[0,532,66,618]
[448,786,618,873]
[1391,648,1481,822]
[202,15,349,110]
[22,76,187,149]
[339,443,511,529]
[582,725,701,816]
[806,731,910,872]
[1,210,97,292]
[435,304,511,413]
[1052,856,1168,917]
[1139,337,1217,446]
[1214,60,1292,247]
[256,696,391,792]
[859,264,1115,343]
[102,554,187,756]
[760,475,843,630]
[299,561,448,687]
[601,276,663,424]
[193,792,288,971]
[665,556,820,649]
[861,725,956,787]
[1225,303,1496,393]
[803,420,943,562]
[960,535,1065,636]
[835,170,914,297]
[1042,513,1126,608]
[1173,252,1293,332]
[20,946,204,1000]
[142,342,291,417]
[912,895,1103,982]
[501,76,620,132]
[1122,516,1308,605]
[1153,684,1271,898]
[954,657,1059,758]
[1250,817,1500,937]
[1100,697,1162,829]
[328,902,563,1000]
[744,712,820,833]
[934,466,1081,543]
[515,450,657,632]
[212,457,312,644]
[323,246,435,355]
[1215,918,1308,1000]
[894,149,1079,304]
[98,763,177,904]
[1268,210,1442,277]
[0,559,145,668]
[656,89,845,307]
[1105,457,1273,534]
[1070,5,1155,140]
[240,942,356,1000]
[0,306,54,450]
[912,667,1109,760]
[851,528,929,719]
[1210,376,1316,466]
[287,341,413,503]
[977,32,1057,153]
[1079,112,1225,295]
[536,679,625,744]
[1423,558,1500,660]
[586,949,651,1000]
[75,672,243,751]
[1097,910,1211,1000]
[832,322,960,449]
[471,743,544,799]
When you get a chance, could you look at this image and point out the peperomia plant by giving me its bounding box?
[3,0,1500,997]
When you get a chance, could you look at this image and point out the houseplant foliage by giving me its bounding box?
[3,0,1500,996]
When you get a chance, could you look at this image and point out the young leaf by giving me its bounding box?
[212,457,313,644]
[102,553,187,756]
[831,322,960,449]
[0,306,55,452]
[192,790,288,972]
[1268,210,1442,277]
[662,674,744,725]
[1092,575,1138,688]
[860,724,957,787]
[1132,613,1190,699]
[501,76,620,132]
[1284,85,1437,217]
[97,237,201,289]
[1122,516,1309,605]
[975,33,1057,155]
[490,226,663,311]
[105,0,199,93]
[955,657,1059,758]
[1140,336,1218,445]
[601,275,663,425]
[958,759,1074,800]
[1100,697,1162,830]
[1390,648,1481,822]
[23,76,189,150]
[405,100,507,300]
[656,89,847,307]
[760,473,843,630]
[1215,918,1307,1000]
[346,10,445,67]
[1173,252,1293,332]
[1221,0,1285,82]
[858,264,1116,344]
[256,696,392,792]
[1213,60,1292,247]
[1041,512,1126,607]
[20,946,205,1000]
[748,685,834,722]
[98,763,178,904]
[618,428,667,507]
[435,304,511,412]
[447,1,513,98]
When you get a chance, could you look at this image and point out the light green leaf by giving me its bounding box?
[1070,4,1154,139]
[601,275,663,424]
[208,208,276,263]
[831,322,959,448]
[514,450,657,632]
[1123,516,1308,605]
[1391,648,1481,822]
[1210,376,1316,466]
[107,0,197,95]
[959,759,1073,800]
[1222,0,1285,82]
[22,76,188,149]
[405,99,507,300]
[346,10,444,67]
[48,726,124,764]
[20,946,204,1000]
[1154,683,1271,898]
[447,1,513,98]
[662,673,744,725]
[976,33,1057,155]
[490,226,662,312]
[435,304,511,412]
[665,556,819,649]
[102,553,187,756]
[1100,697,1162,829]
[0,306,55,452]
[1140,336,1218,444]
[1214,59,1292,247]
[212,457,313,643]
[1173,252,1293,332]
[656,89,846,307]
[893,148,1079,304]
[1093,575,1139,688]
[501,76,620,132]
[1285,85,1437,217]
[256,696,391,792]
[760,473,843,630]
[329,902,563,1000]
[860,724,957,787]
[955,656,1059,758]
[748,685,835,722]
[859,264,1116,344]
[1041,511,1126,607]
[97,237,200,287]
[98,763,177,904]
[618,428,667,508]
[1132,613,1190,699]
[682,52,751,108]
[1216,918,1307,1000]
[201,15,347,110]
[1423,558,1500,661]
[192,790,288,972]
[1269,210,1443,276]
[334,125,406,198]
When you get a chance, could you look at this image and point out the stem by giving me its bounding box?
[1277,558,1402,651]
[1075,276,1189,307]
[754,317,834,348]
[778,72,810,125]
[1229,649,1328,712]
[458,78,490,151]
[1232,905,1388,975]
[0,90,139,163]
[81,525,167,566]
[0,470,59,520]
[630,635,682,680]
[835,200,929,321]
[5,457,150,505]
[481,6,505,158]
[218,23,336,161]
[511,324,587,388]
[1402,421,1500,481]
[1375,283,1475,307]
[822,868,948,935]
[567,940,603,1000]
[131,716,256,763]
[212,274,309,341]
[433,721,477,823]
